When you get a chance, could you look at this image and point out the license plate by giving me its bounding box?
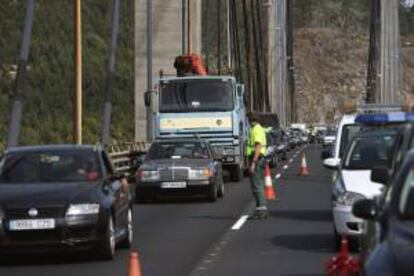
[161,182,187,189]
[9,219,56,231]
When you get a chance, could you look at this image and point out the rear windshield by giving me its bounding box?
[343,134,396,170]
[0,150,102,183]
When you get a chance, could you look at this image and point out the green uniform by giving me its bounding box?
[247,123,267,209]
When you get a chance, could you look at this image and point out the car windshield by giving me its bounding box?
[339,124,362,158]
[146,142,210,160]
[343,133,396,170]
[0,150,102,183]
[159,80,233,112]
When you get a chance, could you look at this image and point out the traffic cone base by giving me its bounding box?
[128,251,142,276]
[299,153,309,176]
[264,164,276,200]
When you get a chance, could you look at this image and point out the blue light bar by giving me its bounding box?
[355,112,414,125]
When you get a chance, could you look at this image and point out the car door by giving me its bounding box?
[101,151,128,232]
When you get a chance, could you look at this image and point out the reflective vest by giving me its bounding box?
[247,123,267,157]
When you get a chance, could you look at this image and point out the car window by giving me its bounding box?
[399,168,414,217]
[0,150,102,183]
[343,134,396,170]
[339,124,362,158]
[146,142,210,160]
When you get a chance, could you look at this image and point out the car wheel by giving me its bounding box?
[230,165,243,182]
[119,208,133,249]
[334,227,342,252]
[98,214,116,260]
[135,189,156,203]
[208,184,218,202]
[217,178,225,198]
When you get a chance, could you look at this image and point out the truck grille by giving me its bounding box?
[159,168,189,181]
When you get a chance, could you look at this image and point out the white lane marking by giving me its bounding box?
[283,165,289,170]
[231,215,249,230]
[275,173,281,179]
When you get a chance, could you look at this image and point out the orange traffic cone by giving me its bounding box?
[128,250,142,276]
[264,163,276,200]
[299,153,309,176]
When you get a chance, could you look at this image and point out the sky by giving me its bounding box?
[406,0,414,7]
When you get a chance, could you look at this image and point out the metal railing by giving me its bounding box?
[106,141,151,179]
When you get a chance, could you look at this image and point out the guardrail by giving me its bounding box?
[107,141,151,180]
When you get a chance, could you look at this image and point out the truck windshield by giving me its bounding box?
[159,80,233,112]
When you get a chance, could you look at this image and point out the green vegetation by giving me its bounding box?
[0,0,134,149]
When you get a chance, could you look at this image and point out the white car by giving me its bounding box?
[330,129,397,250]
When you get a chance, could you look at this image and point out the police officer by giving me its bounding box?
[247,113,268,219]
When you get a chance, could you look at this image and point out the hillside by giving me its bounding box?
[293,0,414,123]
[0,0,134,150]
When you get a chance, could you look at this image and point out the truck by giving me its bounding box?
[146,73,248,182]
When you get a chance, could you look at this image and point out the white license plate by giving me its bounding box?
[9,219,56,231]
[161,182,187,189]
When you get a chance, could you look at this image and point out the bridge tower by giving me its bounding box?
[134,0,203,142]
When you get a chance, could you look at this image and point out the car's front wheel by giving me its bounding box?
[119,208,133,249]
[207,184,218,202]
[98,214,116,260]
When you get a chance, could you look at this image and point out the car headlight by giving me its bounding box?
[66,204,100,216]
[189,168,212,180]
[140,170,159,181]
[336,192,365,206]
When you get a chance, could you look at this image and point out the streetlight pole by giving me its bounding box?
[73,0,82,144]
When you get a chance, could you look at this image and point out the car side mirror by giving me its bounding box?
[352,199,377,220]
[371,166,389,185]
[321,150,333,160]
[144,91,152,107]
[323,158,340,170]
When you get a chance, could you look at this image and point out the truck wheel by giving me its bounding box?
[230,165,243,182]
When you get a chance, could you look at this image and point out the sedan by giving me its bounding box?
[135,139,224,202]
[0,145,133,260]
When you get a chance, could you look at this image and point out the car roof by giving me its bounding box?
[5,144,101,154]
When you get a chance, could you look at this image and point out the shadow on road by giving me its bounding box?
[0,251,99,267]
[269,209,332,222]
[271,233,334,253]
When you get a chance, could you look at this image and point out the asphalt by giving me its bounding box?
[0,144,335,276]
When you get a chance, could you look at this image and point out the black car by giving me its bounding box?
[0,145,133,260]
[353,150,414,275]
[135,139,224,202]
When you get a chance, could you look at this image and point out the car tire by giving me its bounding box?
[135,189,156,203]
[230,165,243,182]
[217,178,225,198]
[334,227,342,252]
[98,214,116,260]
[208,184,218,202]
[119,208,133,249]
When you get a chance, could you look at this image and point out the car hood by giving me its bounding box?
[0,182,102,207]
[341,170,384,198]
[142,159,213,169]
